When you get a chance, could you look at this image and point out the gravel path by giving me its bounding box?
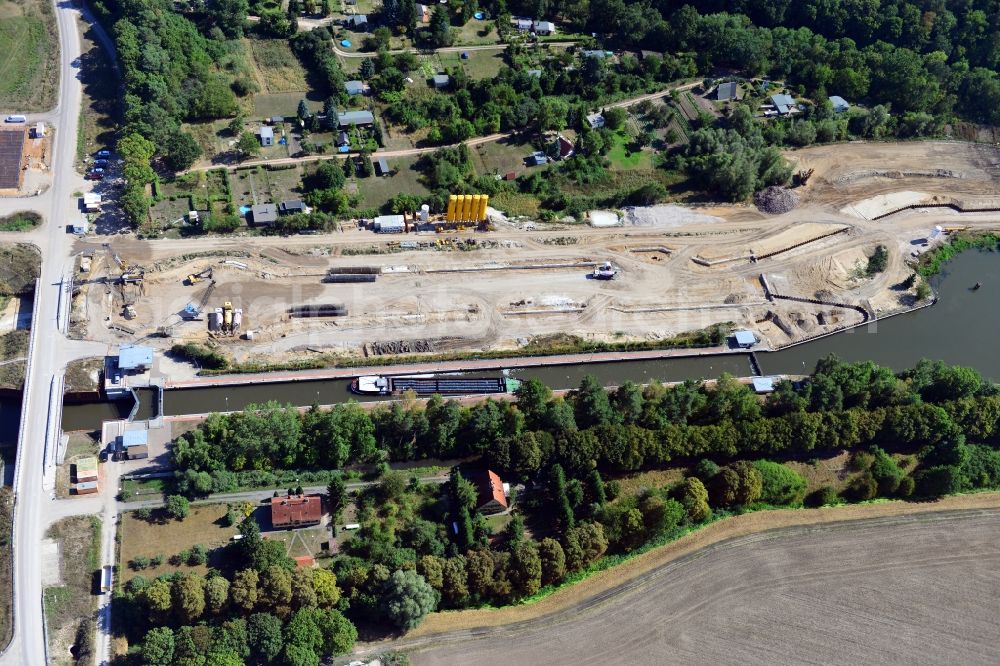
[376,498,1000,665]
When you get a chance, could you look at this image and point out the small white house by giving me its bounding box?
[32,122,45,138]
[259,126,274,147]
[82,192,102,212]
[586,113,605,129]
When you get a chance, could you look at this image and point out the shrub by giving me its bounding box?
[850,450,874,472]
[170,343,229,370]
[753,460,807,506]
[188,544,208,566]
[843,472,877,501]
[805,486,838,507]
[166,495,191,520]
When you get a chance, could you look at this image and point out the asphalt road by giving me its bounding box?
[402,509,1000,666]
[0,0,102,662]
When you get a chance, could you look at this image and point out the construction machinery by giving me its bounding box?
[794,168,815,187]
[113,253,144,284]
[185,267,213,285]
[592,261,618,280]
[222,302,233,332]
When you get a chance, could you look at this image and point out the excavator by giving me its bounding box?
[185,267,213,285]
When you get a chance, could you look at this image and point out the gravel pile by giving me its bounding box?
[754,186,800,214]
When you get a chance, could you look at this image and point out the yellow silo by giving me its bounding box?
[478,194,489,221]
[446,195,458,222]
[461,195,474,221]
[471,195,482,222]
[454,195,465,221]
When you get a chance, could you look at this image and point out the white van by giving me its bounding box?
[5,115,26,123]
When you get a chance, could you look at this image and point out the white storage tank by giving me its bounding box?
[419,204,430,223]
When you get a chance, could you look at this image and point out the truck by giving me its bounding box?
[101,565,113,593]
[592,261,618,280]
[4,115,26,124]
[222,302,233,332]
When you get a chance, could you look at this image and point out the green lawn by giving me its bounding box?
[437,48,506,80]
[607,131,654,170]
[253,92,324,119]
[352,155,430,209]
[0,0,57,112]
[470,138,533,177]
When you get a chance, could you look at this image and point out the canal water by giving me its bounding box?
[51,248,1000,432]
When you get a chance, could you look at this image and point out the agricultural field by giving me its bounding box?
[231,165,303,208]
[0,0,58,113]
[407,510,1000,665]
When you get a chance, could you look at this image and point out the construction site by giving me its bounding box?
[67,141,1000,369]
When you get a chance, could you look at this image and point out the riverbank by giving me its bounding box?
[363,491,1000,654]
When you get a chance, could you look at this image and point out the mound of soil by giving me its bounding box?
[754,186,800,214]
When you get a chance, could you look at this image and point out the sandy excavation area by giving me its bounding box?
[70,141,1000,366]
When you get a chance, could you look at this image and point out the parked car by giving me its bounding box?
[96,149,111,157]
[90,167,104,174]
[93,159,109,167]
[86,172,104,181]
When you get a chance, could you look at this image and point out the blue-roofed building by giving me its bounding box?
[345,80,366,96]
[120,430,149,459]
[769,93,797,115]
[118,344,153,371]
[828,95,850,113]
[733,330,757,348]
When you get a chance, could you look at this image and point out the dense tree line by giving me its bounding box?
[173,357,1000,499]
[93,0,253,223]
[116,518,356,666]
[160,355,1000,637]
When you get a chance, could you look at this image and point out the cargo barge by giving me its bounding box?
[351,374,520,396]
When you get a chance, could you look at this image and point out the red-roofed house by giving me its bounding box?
[556,135,575,160]
[476,470,508,514]
[294,555,316,568]
[271,494,323,528]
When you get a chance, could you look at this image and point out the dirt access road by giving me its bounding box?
[385,497,1000,666]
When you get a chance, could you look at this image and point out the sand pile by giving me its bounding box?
[754,186,800,214]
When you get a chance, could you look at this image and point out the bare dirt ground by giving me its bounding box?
[75,141,1000,369]
[379,494,1000,666]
